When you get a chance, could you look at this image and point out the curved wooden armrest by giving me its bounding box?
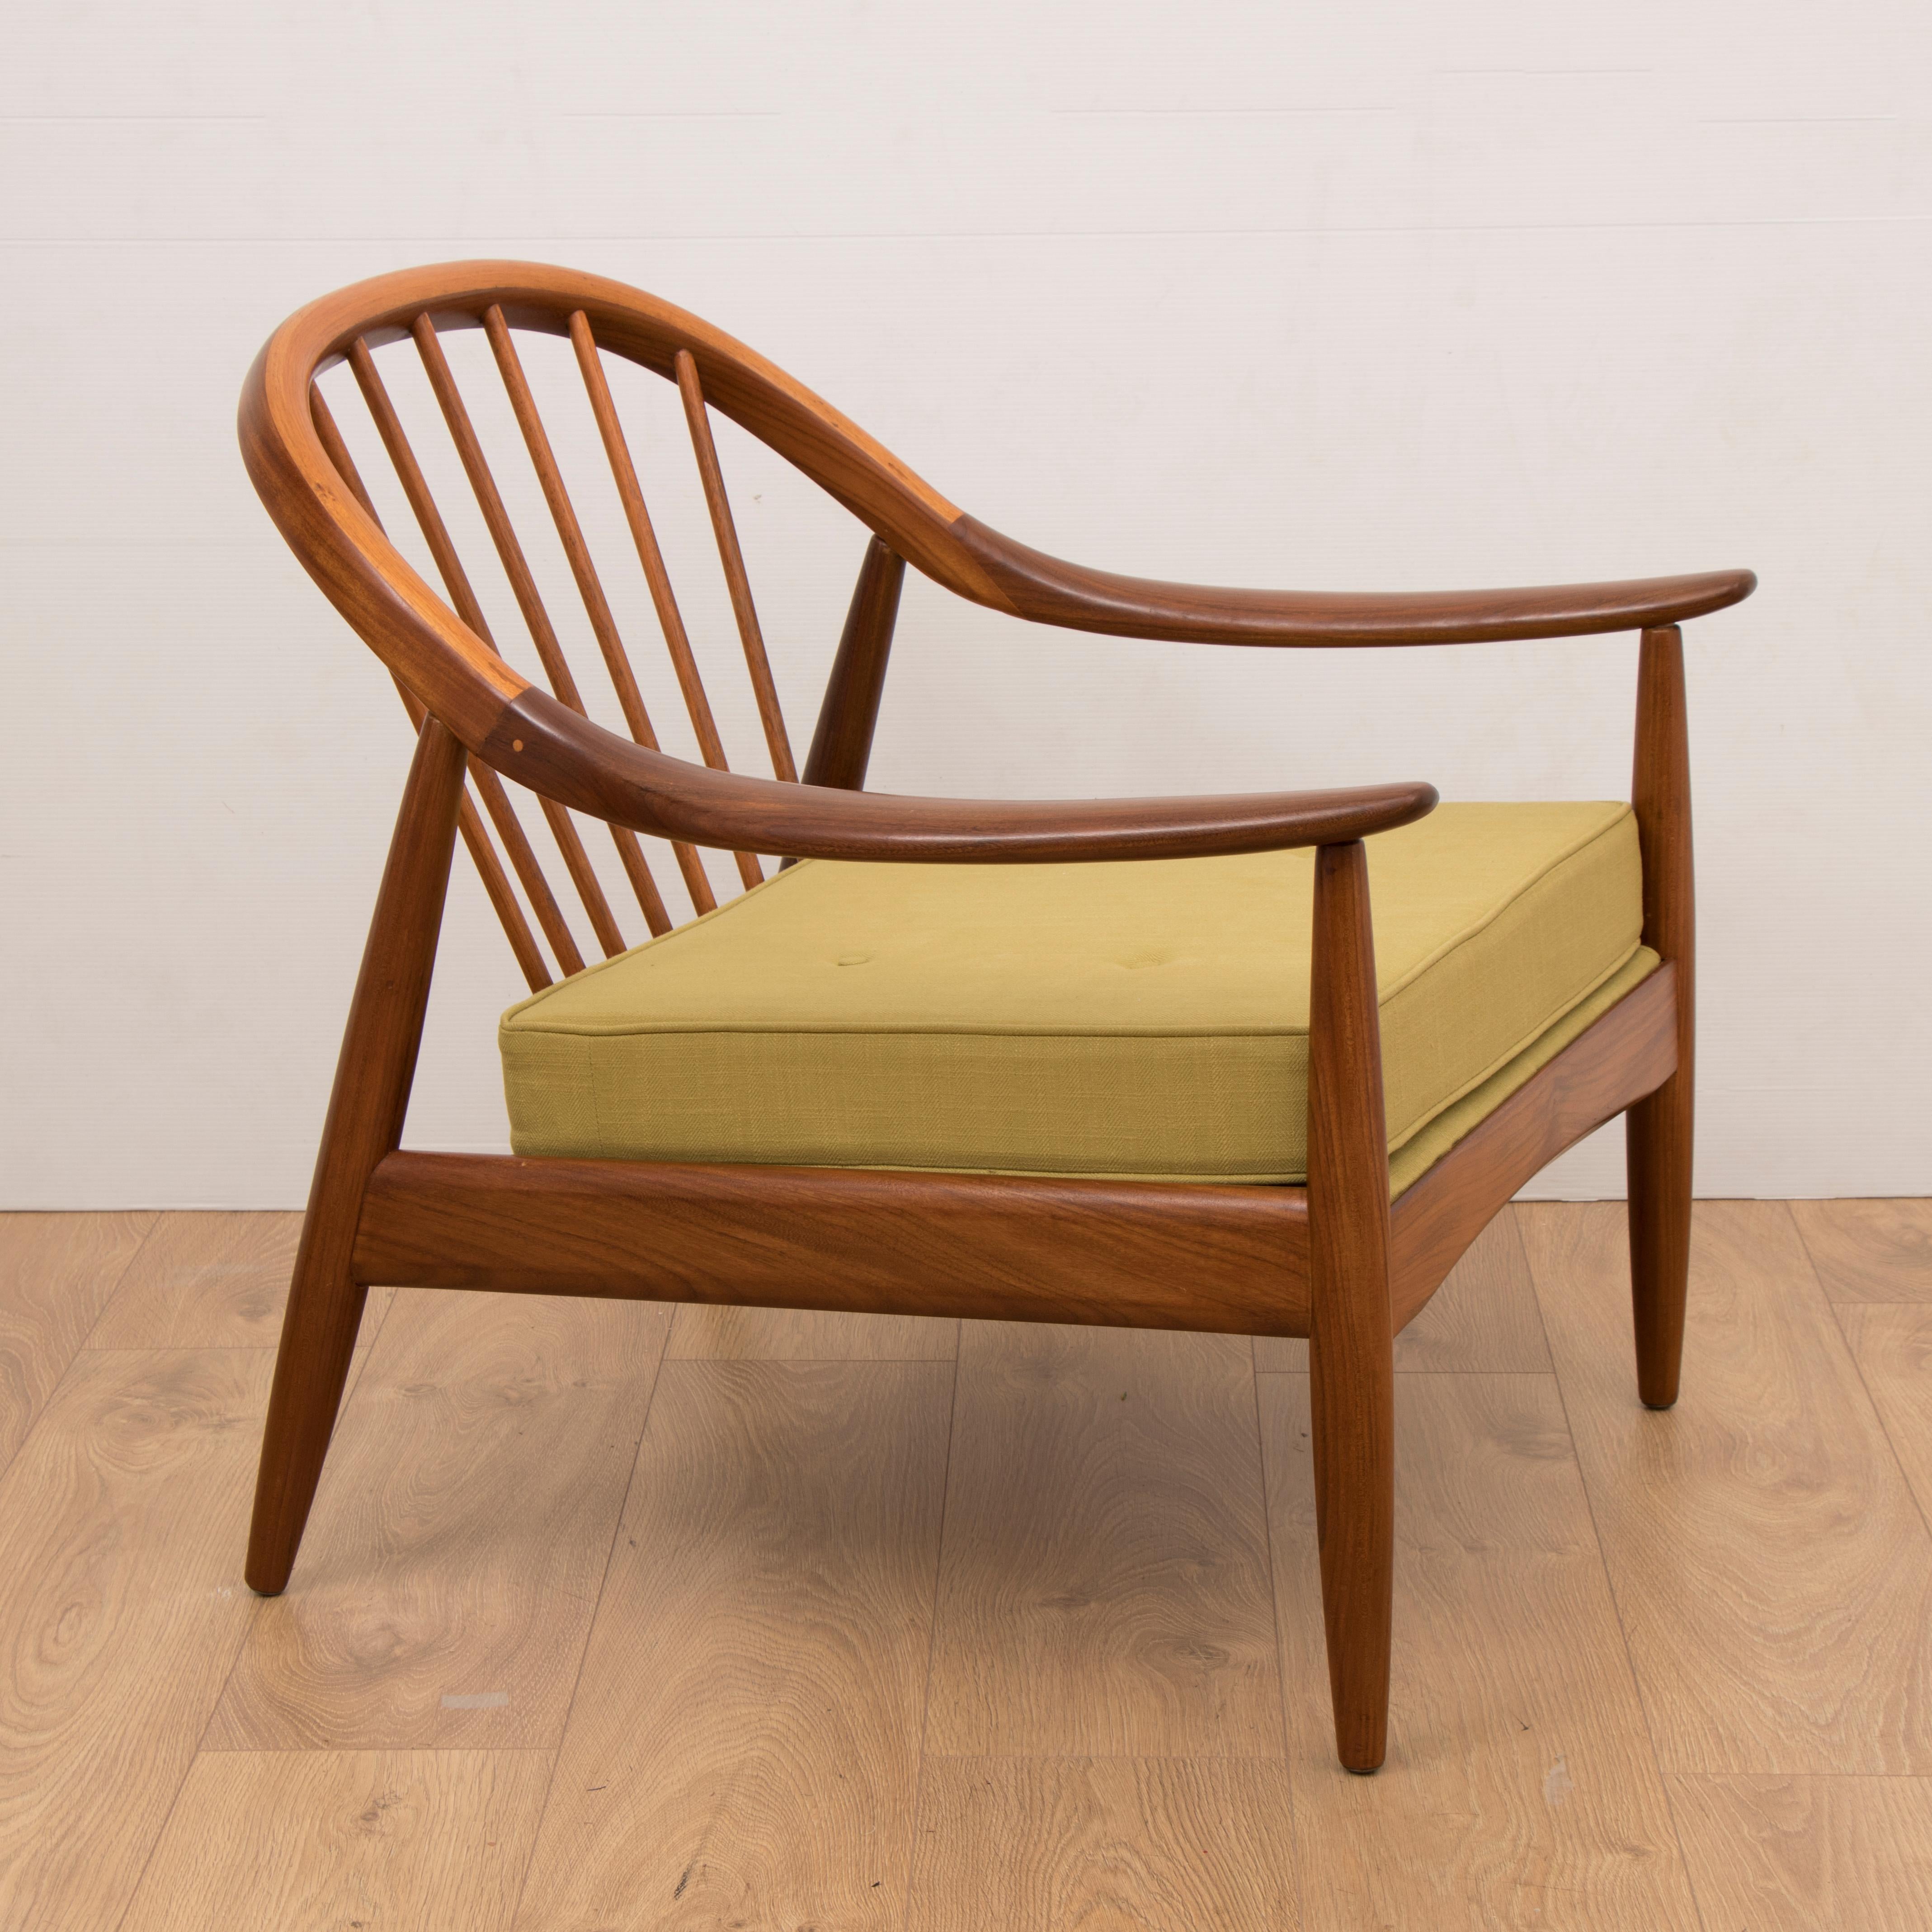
[479,687,1436,863]
[951,519,1756,647]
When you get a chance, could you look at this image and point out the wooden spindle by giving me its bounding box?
[410,319,638,955]
[309,382,379,523]
[344,342,593,973]
[456,791,550,981]
[469,773,593,962]
[312,385,551,991]
[674,348,797,783]
[482,306,710,922]
[570,311,760,893]
[397,688,550,990]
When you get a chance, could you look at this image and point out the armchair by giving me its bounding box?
[239,262,1750,1772]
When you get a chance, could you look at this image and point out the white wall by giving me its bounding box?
[4,2,1928,1207]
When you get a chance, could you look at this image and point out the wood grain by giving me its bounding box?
[482,682,1442,866]
[513,1361,950,1932]
[569,306,757,893]
[1305,838,1396,1771]
[1793,1198,1932,1302]
[350,972,1667,1346]
[314,378,554,990]
[0,1348,271,1932]
[119,1749,552,1932]
[925,1323,1281,1757]
[1667,1773,1932,1931]
[82,1212,391,1387]
[666,1302,958,1361]
[87,1211,300,1348]
[20,1207,1932,1923]
[1258,1371,1702,1930]
[1836,1301,1932,1521]
[801,535,905,794]
[245,262,1746,868]
[233,254,1763,1814]
[675,348,798,784]
[1257,1208,1550,1374]
[355,1151,1313,1338]
[245,260,1750,671]
[407,316,631,958]
[486,303,697,927]
[953,511,1756,647]
[342,337,588,976]
[214,1290,668,1750]
[1626,626,1695,1407]
[415,328,626,962]
[0,1211,153,1471]
[1522,1200,1932,1773]
[904,1758,1298,1932]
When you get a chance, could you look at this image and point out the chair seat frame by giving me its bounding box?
[239,262,1749,1773]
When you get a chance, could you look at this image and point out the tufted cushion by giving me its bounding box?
[499,801,1653,1188]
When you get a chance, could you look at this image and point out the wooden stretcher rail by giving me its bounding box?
[354,1155,1309,1334]
[353,963,1677,1336]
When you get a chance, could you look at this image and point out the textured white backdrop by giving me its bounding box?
[4,2,1927,1206]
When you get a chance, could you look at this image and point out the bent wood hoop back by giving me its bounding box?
[240,262,1748,928]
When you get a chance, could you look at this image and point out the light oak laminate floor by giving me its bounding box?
[0,1198,1927,1929]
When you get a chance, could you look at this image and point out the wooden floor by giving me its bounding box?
[1,1200,1929,1929]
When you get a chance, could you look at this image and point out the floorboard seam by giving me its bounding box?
[0,1211,159,1491]
[106,1708,203,1932]
[107,1334,268,1932]
[1247,1344,1312,1932]
[503,1309,677,1931]
[1524,1202,1715,1932]
[896,1334,963,1932]
[71,1210,165,1355]
[1819,1301,1932,1553]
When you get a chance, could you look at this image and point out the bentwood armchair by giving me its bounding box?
[239,262,1753,1773]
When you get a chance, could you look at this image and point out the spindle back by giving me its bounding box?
[277,264,947,987]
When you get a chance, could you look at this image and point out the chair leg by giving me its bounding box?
[245,1147,377,1597]
[1310,1287,1396,1773]
[1626,1075,1692,1409]
[1627,624,1695,1411]
[1307,840,1397,1773]
[245,717,468,1595]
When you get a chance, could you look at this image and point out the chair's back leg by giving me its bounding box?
[804,536,905,791]
[1306,839,1397,1773]
[1626,624,1695,1408]
[779,536,906,871]
[245,716,468,1595]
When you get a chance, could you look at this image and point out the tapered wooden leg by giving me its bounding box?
[1306,840,1396,1774]
[1627,627,1695,1410]
[245,717,468,1595]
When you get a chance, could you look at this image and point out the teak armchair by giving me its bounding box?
[239,261,1753,1773]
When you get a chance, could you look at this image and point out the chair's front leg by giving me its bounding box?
[1306,839,1397,1773]
[245,715,468,1595]
[1627,624,1695,1409]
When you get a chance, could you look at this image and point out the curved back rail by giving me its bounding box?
[244,260,1752,985]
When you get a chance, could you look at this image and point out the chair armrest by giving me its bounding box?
[480,686,1436,863]
[952,518,1756,646]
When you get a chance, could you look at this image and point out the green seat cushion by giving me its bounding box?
[499,801,1653,1187]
